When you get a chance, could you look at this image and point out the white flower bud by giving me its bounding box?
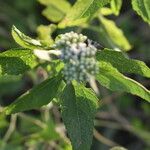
[55,31,99,83]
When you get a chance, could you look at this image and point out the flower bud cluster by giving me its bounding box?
[54,31,99,83]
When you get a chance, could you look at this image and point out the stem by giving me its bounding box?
[94,129,119,147]
[3,114,17,142]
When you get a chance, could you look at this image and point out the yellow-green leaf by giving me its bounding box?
[38,0,71,22]
[59,0,111,28]
[111,0,122,16]
[99,16,131,51]
[12,26,49,49]
[37,24,56,47]
[0,49,37,76]
[132,0,150,24]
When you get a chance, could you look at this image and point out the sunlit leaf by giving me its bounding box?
[111,0,122,15]
[59,0,111,27]
[0,49,37,76]
[38,0,71,22]
[12,26,50,49]
[99,16,131,51]
[132,0,150,24]
[37,24,56,46]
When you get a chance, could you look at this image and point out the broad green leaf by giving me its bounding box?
[111,0,122,15]
[38,0,71,22]
[37,24,56,47]
[99,16,131,51]
[0,75,23,95]
[61,83,98,150]
[59,0,111,28]
[5,75,62,114]
[12,26,50,49]
[0,49,37,76]
[96,61,150,102]
[132,0,150,24]
[96,49,150,78]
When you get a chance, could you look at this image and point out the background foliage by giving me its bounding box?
[0,0,150,150]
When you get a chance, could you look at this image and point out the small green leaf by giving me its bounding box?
[99,16,131,51]
[37,24,56,47]
[61,83,98,150]
[38,0,71,22]
[12,26,49,49]
[96,49,150,78]
[5,75,62,114]
[132,0,150,24]
[96,61,150,102]
[100,7,113,16]
[111,0,122,16]
[59,0,111,28]
[0,49,37,76]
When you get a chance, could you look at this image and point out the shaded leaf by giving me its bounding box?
[0,49,37,76]
[5,75,62,114]
[96,49,150,78]
[61,83,98,150]
[96,61,150,102]
[59,0,111,27]
[132,0,150,24]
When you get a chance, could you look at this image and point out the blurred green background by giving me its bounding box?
[0,0,150,150]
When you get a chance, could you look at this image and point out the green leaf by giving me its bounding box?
[38,0,71,22]
[111,0,122,15]
[5,75,62,114]
[99,16,131,51]
[100,7,113,16]
[96,61,150,102]
[132,0,150,24]
[37,24,56,47]
[96,49,150,78]
[0,49,37,76]
[12,26,50,49]
[61,83,98,150]
[59,0,111,28]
